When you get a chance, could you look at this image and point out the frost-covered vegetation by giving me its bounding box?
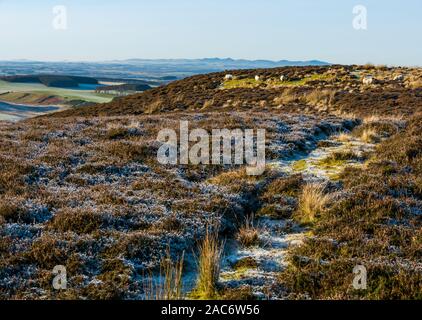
[0,65,421,300]
[0,110,353,299]
[280,115,422,299]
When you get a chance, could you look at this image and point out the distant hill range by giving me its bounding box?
[109,58,330,75]
[115,58,330,69]
[0,58,330,82]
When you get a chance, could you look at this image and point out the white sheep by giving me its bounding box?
[362,75,374,85]
[280,75,285,81]
[224,74,233,80]
[255,75,260,81]
[393,74,404,81]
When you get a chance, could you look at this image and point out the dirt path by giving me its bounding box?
[219,134,375,299]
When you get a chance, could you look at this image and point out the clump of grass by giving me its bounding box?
[157,216,183,232]
[104,141,154,162]
[261,174,304,199]
[257,174,304,218]
[106,127,131,140]
[304,88,336,107]
[274,88,302,105]
[316,150,359,169]
[143,247,185,300]
[336,132,351,142]
[207,168,264,193]
[0,201,23,223]
[295,183,330,224]
[330,151,359,161]
[407,76,422,89]
[28,235,69,269]
[220,286,254,300]
[208,168,261,186]
[21,129,45,142]
[233,256,259,270]
[361,128,379,143]
[237,217,260,248]
[193,227,224,299]
[257,203,286,219]
[49,208,103,234]
[292,159,307,172]
[317,140,340,148]
[354,121,398,142]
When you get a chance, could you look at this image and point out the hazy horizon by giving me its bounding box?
[0,57,419,68]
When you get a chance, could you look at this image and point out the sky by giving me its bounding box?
[0,0,421,66]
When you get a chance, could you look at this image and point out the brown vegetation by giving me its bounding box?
[280,113,422,299]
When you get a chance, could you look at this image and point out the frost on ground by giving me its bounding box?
[0,111,355,299]
[1,64,421,300]
[219,132,377,299]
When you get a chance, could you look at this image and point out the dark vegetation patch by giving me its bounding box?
[1,74,98,88]
[95,83,152,93]
[257,174,304,219]
[48,208,103,234]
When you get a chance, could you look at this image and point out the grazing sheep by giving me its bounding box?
[224,74,233,80]
[362,75,374,85]
[393,74,404,81]
[280,75,286,81]
[255,75,260,81]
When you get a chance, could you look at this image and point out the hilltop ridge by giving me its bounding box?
[52,64,422,118]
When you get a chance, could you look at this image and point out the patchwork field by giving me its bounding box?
[0,80,114,107]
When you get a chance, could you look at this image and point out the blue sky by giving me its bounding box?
[0,0,421,65]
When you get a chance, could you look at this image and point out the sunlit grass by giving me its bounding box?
[292,159,307,172]
[295,183,330,224]
[223,78,261,89]
[190,227,224,299]
[222,73,333,89]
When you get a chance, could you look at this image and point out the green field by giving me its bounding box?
[0,80,114,104]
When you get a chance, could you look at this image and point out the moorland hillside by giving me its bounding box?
[0,65,421,300]
[52,65,422,117]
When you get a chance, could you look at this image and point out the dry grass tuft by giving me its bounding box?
[361,128,379,143]
[237,216,260,247]
[49,208,103,234]
[193,227,224,299]
[295,183,330,223]
[143,247,185,300]
[336,132,351,142]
